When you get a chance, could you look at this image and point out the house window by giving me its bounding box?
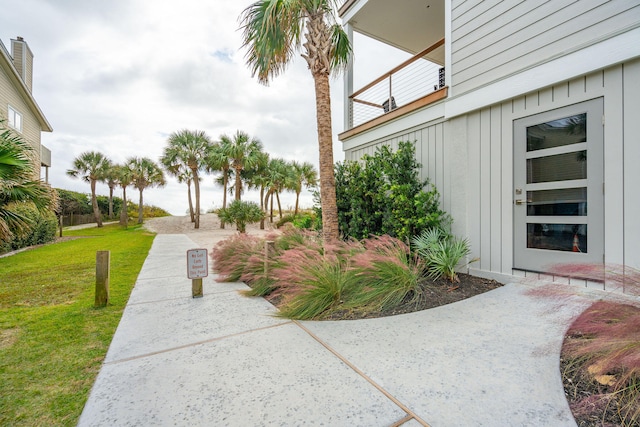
[8,105,22,132]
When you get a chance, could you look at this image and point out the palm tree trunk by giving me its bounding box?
[187,179,195,223]
[295,190,301,216]
[91,179,103,227]
[235,166,242,201]
[120,187,128,227]
[138,187,144,224]
[221,169,228,229]
[270,192,274,223]
[108,185,114,218]
[276,191,283,219]
[259,185,265,229]
[192,168,200,229]
[313,72,339,241]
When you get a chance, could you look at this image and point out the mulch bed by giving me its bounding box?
[265,273,503,320]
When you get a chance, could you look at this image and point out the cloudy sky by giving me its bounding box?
[1,0,407,215]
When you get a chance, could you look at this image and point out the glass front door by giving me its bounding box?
[513,99,603,272]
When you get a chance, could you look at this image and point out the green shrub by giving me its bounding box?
[276,214,295,228]
[126,202,170,220]
[2,202,57,252]
[292,213,315,229]
[328,141,450,242]
[217,200,265,233]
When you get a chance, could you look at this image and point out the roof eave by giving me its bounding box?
[0,41,52,132]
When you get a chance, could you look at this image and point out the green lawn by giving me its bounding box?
[0,224,155,426]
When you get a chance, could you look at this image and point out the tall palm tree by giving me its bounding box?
[103,166,119,219]
[221,130,264,202]
[112,163,133,227]
[263,157,293,222]
[162,130,213,229]
[179,168,198,223]
[205,141,232,229]
[0,124,57,241]
[127,157,166,224]
[161,158,198,223]
[240,0,351,242]
[245,151,270,229]
[67,151,112,227]
[291,161,318,215]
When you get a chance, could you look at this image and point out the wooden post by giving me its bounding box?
[264,241,275,276]
[192,278,203,298]
[95,251,110,307]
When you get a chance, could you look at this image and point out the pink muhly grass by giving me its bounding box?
[271,246,358,319]
[211,233,262,282]
[565,302,640,384]
[564,301,640,424]
[350,235,427,311]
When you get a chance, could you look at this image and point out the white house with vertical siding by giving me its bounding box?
[338,0,640,284]
[0,37,52,182]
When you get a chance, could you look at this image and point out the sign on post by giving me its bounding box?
[187,249,208,279]
[187,249,208,298]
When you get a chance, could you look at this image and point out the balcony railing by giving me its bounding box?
[347,38,445,130]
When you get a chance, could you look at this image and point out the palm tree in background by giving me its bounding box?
[245,150,270,229]
[161,156,199,223]
[240,0,351,242]
[291,161,318,215]
[67,151,112,227]
[221,130,264,202]
[162,130,213,229]
[0,124,57,241]
[206,141,232,229]
[103,166,119,219]
[112,163,134,227]
[178,168,198,223]
[128,157,166,224]
[263,157,294,222]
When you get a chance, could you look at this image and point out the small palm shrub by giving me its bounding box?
[412,228,474,282]
[350,235,427,311]
[562,301,640,426]
[217,200,265,233]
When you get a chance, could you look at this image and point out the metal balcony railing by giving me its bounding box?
[348,38,445,129]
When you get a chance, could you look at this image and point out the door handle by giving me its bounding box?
[514,199,531,205]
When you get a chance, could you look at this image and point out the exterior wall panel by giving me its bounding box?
[623,60,640,270]
[0,66,42,171]
[451,0,640,96]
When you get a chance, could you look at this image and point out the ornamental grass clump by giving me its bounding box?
[211,233,263,282]
[350,235,427,311]
[562,301,640,426]
[272,240,361,320]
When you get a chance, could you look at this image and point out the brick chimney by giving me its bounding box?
[11,36,33,92]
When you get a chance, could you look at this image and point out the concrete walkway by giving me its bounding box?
[78,234,628,426]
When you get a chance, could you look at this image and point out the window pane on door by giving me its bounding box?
[527,151,587,183]
[526,113,586,151]
[527,223,587,252]
[527,187,587,216]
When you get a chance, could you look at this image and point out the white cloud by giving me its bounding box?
[2,1,407,216]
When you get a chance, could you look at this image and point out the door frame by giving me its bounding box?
[513,98,604,272]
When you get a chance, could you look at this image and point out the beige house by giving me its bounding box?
[339,1,640,283]
[0,36,52,182]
